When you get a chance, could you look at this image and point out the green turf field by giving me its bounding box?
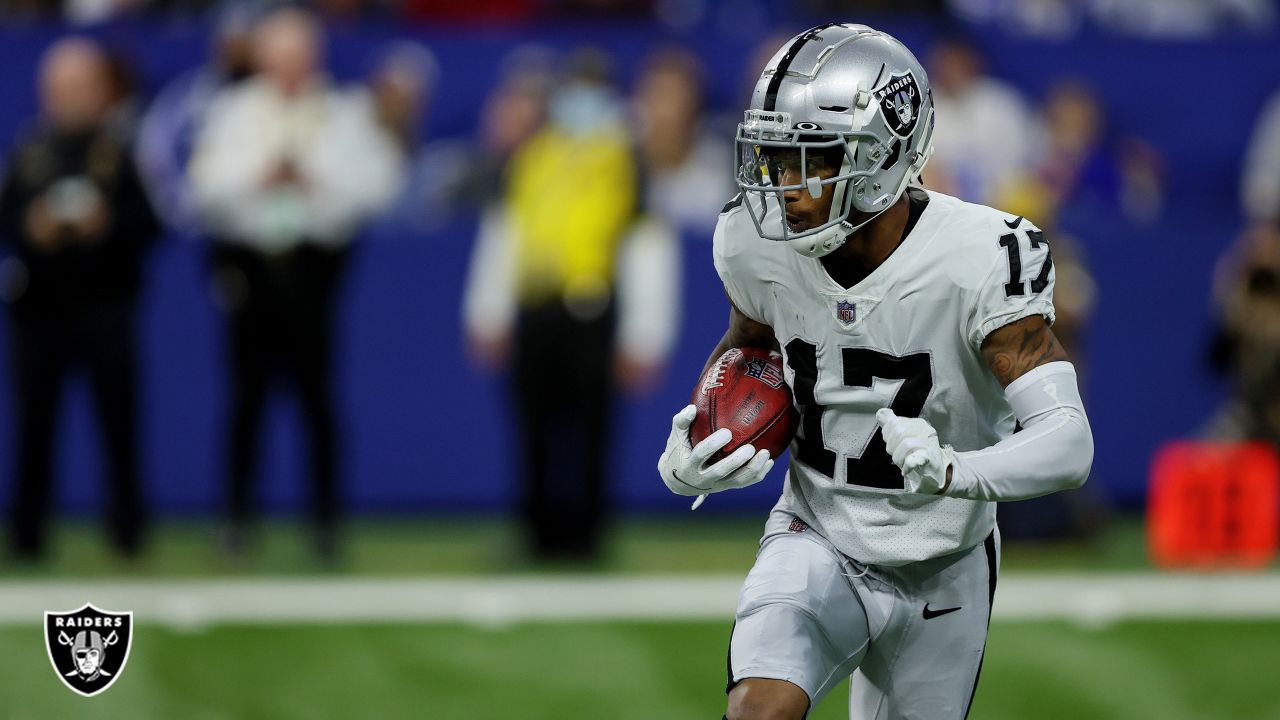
[0,513,1160,577]
[3,620,1278,719]
[5,516,1277,719]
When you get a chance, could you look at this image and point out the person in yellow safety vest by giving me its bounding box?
[463,48,679,561]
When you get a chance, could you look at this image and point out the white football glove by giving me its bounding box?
[875,408,956,495]
[658,405,774,502]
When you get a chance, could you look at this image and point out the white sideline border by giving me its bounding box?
[1,573,1278,629]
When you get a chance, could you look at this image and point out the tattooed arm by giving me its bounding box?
[980,314,1070,387]
[699,302,778,378]
[937,313,1090,499]
[879,312,1093,500]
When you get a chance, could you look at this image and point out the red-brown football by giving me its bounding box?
[690,347,800,463]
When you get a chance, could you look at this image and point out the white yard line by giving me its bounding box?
[0,573,1277,628]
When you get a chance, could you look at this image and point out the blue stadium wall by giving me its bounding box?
[0,16,1271,515]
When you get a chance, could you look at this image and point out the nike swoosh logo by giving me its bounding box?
[1004,216,1023,229]
[922,604,962,620]
[670,469,700,493]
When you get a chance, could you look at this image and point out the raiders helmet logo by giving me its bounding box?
[873,71,922,138]
[45,604,133,697]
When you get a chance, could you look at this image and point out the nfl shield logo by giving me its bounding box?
[835,300,857,326]
[743,357,785,388]
[45,604,133,697]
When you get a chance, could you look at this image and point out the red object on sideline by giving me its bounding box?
[1148,442,1280,569]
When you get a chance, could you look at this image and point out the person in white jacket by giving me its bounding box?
[1243,88,1280,227]
[189,6,404,561]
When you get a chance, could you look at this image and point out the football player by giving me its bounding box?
[657,24,1093,720]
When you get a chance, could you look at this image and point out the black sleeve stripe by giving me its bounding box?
[720,193,743,214]
[963,532,999,719]
[724,620,738,694]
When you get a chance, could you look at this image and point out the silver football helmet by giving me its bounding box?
[736,24,936,258]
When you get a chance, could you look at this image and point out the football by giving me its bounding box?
[689,347,800,463]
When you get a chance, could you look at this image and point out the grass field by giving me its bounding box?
[0,514,1159,577]
[3,620,1279,719]
[4,516,1278,719]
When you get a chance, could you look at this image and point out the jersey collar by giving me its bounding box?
[801,187,939,300]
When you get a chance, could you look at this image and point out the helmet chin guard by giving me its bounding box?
[735,24,935,259]
[782,194,902,259]
[789,221,851,258]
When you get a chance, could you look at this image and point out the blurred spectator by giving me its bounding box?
[188,7,403,560]
[1020,80,1162,226]
[948,0,1275,38]
[391,46,549,234]
[1233,85,1280,440]
[63,0,144,25]
[451,47,553,208]
[742,32,795,105]
[102,47,143,133]
[0,38,161,560]
[462,49,677,561]
[1206,226,1280,447]
[1027,81,1112,214]
[358,40,443,236]
[631,47,732,235]
[1243,85,1280,228]
[1003,79,1167,229]
[137,2,256,234]
[924,35,1032,205]
[1089,0,1274,38]
[364,41,437,152]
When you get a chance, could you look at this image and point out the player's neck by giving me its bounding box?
[820,193,912,290]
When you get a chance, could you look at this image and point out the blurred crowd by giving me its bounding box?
[948,0,1275,38]
[5,1,1280,564]
[2,0,1276,36]
[1207,78,1280,450]
[0,6,407,562]
[2,0,649,25]
[0,3,731,563]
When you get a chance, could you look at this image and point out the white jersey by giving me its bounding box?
[713,188,1055,566]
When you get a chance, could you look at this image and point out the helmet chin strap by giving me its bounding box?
[787,135,932,260]
[785,183,898,259]
[786,165,856,259]
[788,148,889,259]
